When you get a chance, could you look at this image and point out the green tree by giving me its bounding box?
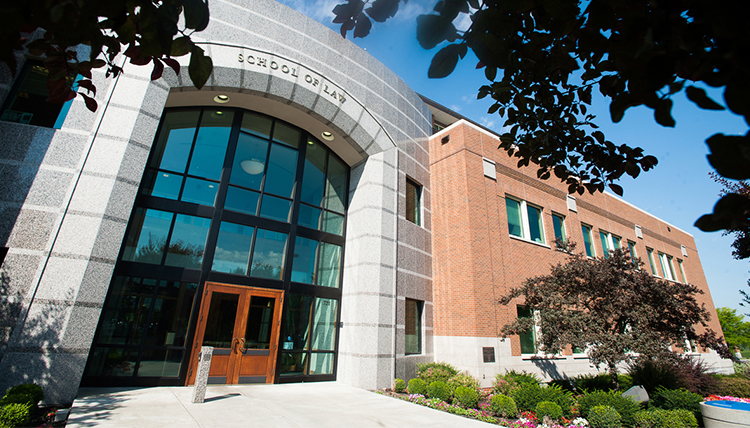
[716,307,750,351]
[0,0,213,111]
[333,0,750,233]
[498,247,729,385]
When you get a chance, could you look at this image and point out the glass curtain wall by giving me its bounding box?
[83,107,347,386]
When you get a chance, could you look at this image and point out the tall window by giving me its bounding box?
[678,259,687,283]
[581,224,595,257]
[646,248,658,275]
[506,197,545,244]
[0,60,75,128]
[405,299,423,354]
[599,231,611,258]
[659,253,677,281]
[405,178,422,226]
[627,241,638,266]
[552,213,566,248]
[517,306,536,354]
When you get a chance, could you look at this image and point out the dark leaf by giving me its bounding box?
[340,19,355,37]
[353,13,372,38]
[163,57,180,75]
[171,37,193,57]
[416,14,457,50]
[183,0,210,31]
[80,93,98,112]
[609,183,623,196]
[428,44,462,79]
[484,66,496,81]
[151,58,164,80]
[686,86,724,111]
[654,99,676,127]
[366,0,400,22]
[695,194,750,232]
[77,79,96,96]
[188,45,213,89]
[706,133,750,180]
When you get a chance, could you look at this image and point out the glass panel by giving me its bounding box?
[259,194,292,223]
[316,242,341,288]
[647,249,658,274]
[628,241,638,266]
[142,281,197,348]
[506,199,523,238]
[180,177,218,206]
[150,110,200,172]
[141,170,181,200]
[241,112,272,138]
[527,205,544,243]
[96,277,157,345]
[187,110,234,180]
[405,299,422,354]
[263,143,298,198]
[86,347,139,377]
[230,133,268,190]
[324,157,347,213]
[283,295,313,350]
[137,349,183,377]
[600,232,610,258]
[517,306,536,354]
[301,140,326,206]
[291,236,318,284]
[298,204,321,229]
[244,296,275,349]
[122,209,173,264]
[212,222,254,274]
[582,225,594,257]
[164,214,210,269]
[1,63,68,128]
[249,229,288,280]
[311,298,337,351]
[552,215,565,242]
[309,353,333,375]
[272,121,301,148]
[612,236,621,249]
[279,352,307,376]
[405,179,421,225]
[321,211,344,235]
[203,292,239,348]
[225,186,260,216]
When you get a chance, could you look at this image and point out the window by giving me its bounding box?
[599,231,622,258]
[581,224,595,257]
[405,178,422,226]
[405,299,423,354]
[505,197,545,244]
[659,253,677,281]
[0,60,75,128]
[627,241,638,266]
[678,259,687,283]
[646,248,658,275]
[552,213,566,248]
[517,306,536,354]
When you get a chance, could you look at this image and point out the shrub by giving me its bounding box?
[0,403,31,428]
[501,369,542,385]
[536,401,563,421]
[448,372,480,394]
[427,381,452,402]
[453,386,479,409]
[634,408,698,428]
[629,354,718,396]
[588,405,621,428]
[574,373,617,392]
[548,378,575,393]
[673,356,720,396]
[628,359,681,395]
[716,376,750,398]
[407,378,427,395]
[618,374,634,391]
[734,361,750,379]
[650,387,702,414]
[490,394,518,418]
[393,378,406,393]
[4,384,43,407]
[510,383,573,417]
[417,362,458,384]
[577,390,641,427]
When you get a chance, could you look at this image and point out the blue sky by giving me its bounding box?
[277,0,750,316]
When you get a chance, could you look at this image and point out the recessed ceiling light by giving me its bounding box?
[321,131,334,141]
[214,94,230,103]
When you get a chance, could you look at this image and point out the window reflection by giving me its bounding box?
[249,229,288,280]
[264,143,298,198]
[291,237,318,284]
[150,110,199,172]
[230,133,268,190]
[317,242,342,288]
[164,215,211,269]
[212,222,255,274]
[122,209,173,264]
[188,110,234,180]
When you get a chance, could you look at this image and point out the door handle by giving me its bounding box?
[231,338,239,353]
[238,338,246,352]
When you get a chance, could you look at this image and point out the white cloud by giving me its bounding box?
[449,104,461,112]
[276,0,342,24]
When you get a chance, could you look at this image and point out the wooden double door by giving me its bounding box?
[188,283,283,385]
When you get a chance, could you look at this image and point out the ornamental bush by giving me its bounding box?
[490,393,518,418]
[3,384,43,407]
[650,387,702,415]
[588,405,621,428]
[453,386,479,409]
[574,373,617,393]
[0,403,31,428]
[427,381,452,402]
[716,376,750,398]
[407,378,427,396]
[536,401,564,421]
[393,378,406,393]
[634,408,698,428]
[417,362,458,384]
[510,382,573,417]
[577,390,641,427]
[448,372,480,394]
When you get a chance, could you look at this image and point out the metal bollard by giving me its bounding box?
[191,346,213,404]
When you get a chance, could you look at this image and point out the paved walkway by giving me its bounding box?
[67,382,490,427]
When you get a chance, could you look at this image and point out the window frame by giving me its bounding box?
[678,259,687,283]
[516,305,538,355]
[627,241,638,267]
[505,196,546,245]
[646,248,658,276]
[659,253,677,281]
[551,213,566,249]
[404,299,423,355]
[405,177,422,226]
[581,224,595,257]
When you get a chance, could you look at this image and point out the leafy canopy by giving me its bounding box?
[716,307,750,351]
[498,247,728,379]
[0,0,214,112]
[333,0,750,233]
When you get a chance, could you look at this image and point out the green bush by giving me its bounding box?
[407,378,427,395]
[577,390,641,427]
[453,386,479,409]
[501,369,542,385]
[716,375,750,398]
[0,403,31,428]
[574,373,617,392]
[634,408,698,428]
[448,372,480,394]
[536,401,563,421]
[4,384,43,407]
[618,374,634,391]
[650,387,702,414]
[588,405,621,428]
[510,383,573,417]
[393,378,406,393]
[427,381,452,402]
[548,378,575,393]
[490,394,518,418]
[628,359,681,395]
[417,362,458,384]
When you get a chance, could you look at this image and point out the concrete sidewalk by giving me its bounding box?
[67,382,490,427]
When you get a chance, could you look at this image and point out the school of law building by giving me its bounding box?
[0,0,730,404]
